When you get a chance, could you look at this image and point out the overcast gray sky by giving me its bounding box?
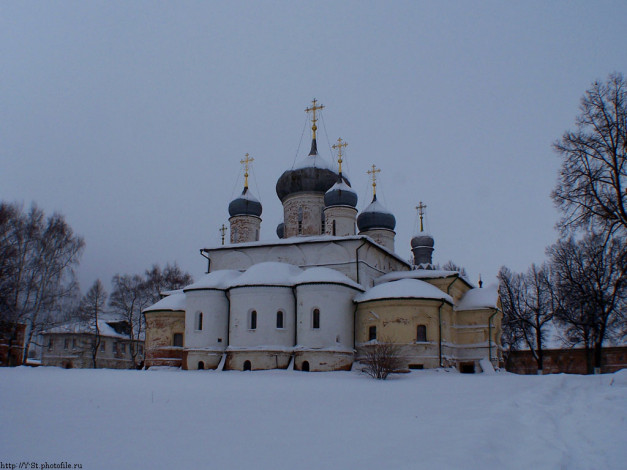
[2,1,626,293]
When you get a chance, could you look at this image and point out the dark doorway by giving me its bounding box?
[198,361,204,370]
[243,360,252,371]
[64,362,73,369]
[302,361,310,372]
[460,362,475,374]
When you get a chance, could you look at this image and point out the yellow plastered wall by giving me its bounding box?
[355,299,454,345]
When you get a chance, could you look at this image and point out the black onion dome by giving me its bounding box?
[411,233,435,248]
[357,195,396,232]
[276,139,345,202]
[276,222,285,239]
[228,187,262,217]
[324,177,358,208]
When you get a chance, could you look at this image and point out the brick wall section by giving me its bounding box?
[229,215,261,243]
[506,346,627,374]
[283,193,325,238]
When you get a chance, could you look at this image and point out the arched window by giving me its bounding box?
[312,308,320,329]
[196,312,203,331]
[276,311,284,329]
[417,324,427,342]
[250,310,257,330]
[332,220,336,236]
[198,361,205,370]
[368,326,377,341]
[298,207,303,234]
[173,333,183,347]
[321,211,325,233]
[243,360,252,371]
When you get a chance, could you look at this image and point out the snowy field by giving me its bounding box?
[1,367,626,470]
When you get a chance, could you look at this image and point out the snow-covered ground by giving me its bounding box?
[1,367,625,470]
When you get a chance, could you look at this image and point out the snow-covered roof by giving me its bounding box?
[185,263,362,292]
[361,198,392,215]
[292,153,335,171]
[143,291,186,313]
[455,284,499,311]
[354,279,453,304]
[201,234,411,268]
[43,320,132,339]
[375,269,474,287]
[236,188,259,202]
[184,270,241,291]
[293,267,363,290]
[326,180,353,193]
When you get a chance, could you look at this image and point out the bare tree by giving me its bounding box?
[144,263,193,302]
[109,263,193,367]
[109,274,149,368]
[552,72,627,238]
[498,264,556,373]
[79,279,107,368]
[441,260,468,277]
[361,340,403,380]
[0,202,84,363]
[548,234,626,373]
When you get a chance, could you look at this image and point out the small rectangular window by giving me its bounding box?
[48,339,53,351]
[173,333,183,347]
[72,338,77,349]
[250,311,257,330]
[64,339,69,350]
[100,341,106,352]
[276,311,284,329]
[121,343,126,353]
[417,325,427,342]
[368,326,377,341]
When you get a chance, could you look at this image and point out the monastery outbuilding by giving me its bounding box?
[144,100,502,373]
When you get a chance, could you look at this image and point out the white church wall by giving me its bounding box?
[228,286,295,349]
[205,238,410,289]
[295,284,356,350]
[184,290,229,351]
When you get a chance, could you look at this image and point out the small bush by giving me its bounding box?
[362,341,403,380]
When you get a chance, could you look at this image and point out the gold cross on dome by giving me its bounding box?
[367,164,381,196]
[240,153,254,188]
[416,201,427,232]
[219,224,227,246]
[305,98,325,139]
[332,137,348,173]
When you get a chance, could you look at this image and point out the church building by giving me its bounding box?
[143,100,502,373]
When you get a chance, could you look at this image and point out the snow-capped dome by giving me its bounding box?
[411,233,434,248]
[276,139,344,202]
[230,262,303,287]
[357,195,396,232]
[324,177,358,208]
[354,279,453,304]
[228,187,262,217]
